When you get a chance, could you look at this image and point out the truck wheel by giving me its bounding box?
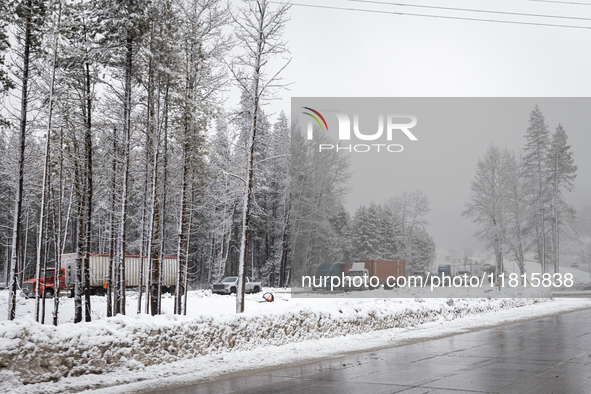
[44,288,54,298]
[230,287,236,294]
[253,286,261,293]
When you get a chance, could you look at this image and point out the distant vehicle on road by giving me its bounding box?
[211,277,262,295]
[571,262,579,268]
[438,264,461,279]
[314,262,354,289]
[344,262,370,290]
[456,270,471,285]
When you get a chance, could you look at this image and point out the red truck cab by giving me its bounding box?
[21,267,66,298]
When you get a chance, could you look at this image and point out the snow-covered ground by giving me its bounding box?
[0,288,295,324]
[517,259,591,284]
[1,287,591,393]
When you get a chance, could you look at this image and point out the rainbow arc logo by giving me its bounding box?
[302,107,329,131]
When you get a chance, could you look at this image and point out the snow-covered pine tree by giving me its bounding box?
[380,202,399,260]
[547,124,577,274]
[208,117,239,283]
[0,0,13,127]
[523,105,552,273]
[351,205,374,261]
[408,228,436,271]
[327,204,352,264]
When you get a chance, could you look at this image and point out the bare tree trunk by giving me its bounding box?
[40,216,49,324]
[117,28,134,316]
[107,128,117,317]
[35,156,49,322]
[145,81,161,316]
[183,185,194,316]
[52,128,64,325]
[278,191,290,288]
[235,1,274,314]
[74,146,86,323]
[149,145,161,316]
[22,208,30,288]
[237,102,258,313]
[553,149,559,274]
[158,85,169,315]
[8,0,34,321]
[174,182,187,313]
[35,2,61,322]
[137,139,149,314]
[83,57,93,322]
[175,145,188,315]
[74,171,85,323]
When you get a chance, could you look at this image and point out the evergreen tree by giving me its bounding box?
[351,205,371,261]
[327,204,352,263]
[523,105,552,273]
[380,203,399,260]
[547,124,577,273]
[0,1,14,127]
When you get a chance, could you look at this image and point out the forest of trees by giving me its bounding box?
[0,0,440,323]
[463,105,578,278]
[289,135,437,281]
[0,0,295,321]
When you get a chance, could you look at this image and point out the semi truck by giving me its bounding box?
[314,262,353,289]
[21,267,66,298]
[357,260,405,289]
[343,262,371,290]
[22,253,179,297]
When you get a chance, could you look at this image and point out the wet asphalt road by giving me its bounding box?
[158,309,591,394]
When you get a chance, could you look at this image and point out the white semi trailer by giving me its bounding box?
[61,253,179,296]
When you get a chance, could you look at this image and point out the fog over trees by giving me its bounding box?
[463,105,579,278]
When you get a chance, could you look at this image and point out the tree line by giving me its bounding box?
[0,0,292,322]
[463,105,578,278]
[288,126,436,280]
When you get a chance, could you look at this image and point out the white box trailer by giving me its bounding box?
[61,253,178,295]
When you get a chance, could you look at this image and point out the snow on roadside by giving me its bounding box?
[0,294,556,392]
[88,297,591,394]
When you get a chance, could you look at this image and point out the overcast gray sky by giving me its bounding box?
[234,0,591,254]
[292,97,591,256]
